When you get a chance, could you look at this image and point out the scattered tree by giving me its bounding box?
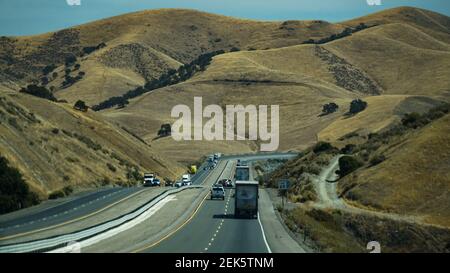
[0,155,40,213]
[65,55,77,66]
[20,84,56,101]
[313,141,334,154]
[42,64,56,75]
[158,124,172,137]
[73,100,88,112]
[336,156,363,177]
[322,102,339,115]
[349,99,368,115]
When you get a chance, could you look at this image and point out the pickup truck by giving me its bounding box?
[234,181,259,218]
[211,185,225,200]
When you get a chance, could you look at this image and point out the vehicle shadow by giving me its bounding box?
[213,214,255,220]
[213,214,235,219]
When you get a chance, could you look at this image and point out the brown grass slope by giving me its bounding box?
[104,11,449,162]
[338,114,450,227]
[0,9,348,105]
[3,7,449,105]
[0,87,183,198]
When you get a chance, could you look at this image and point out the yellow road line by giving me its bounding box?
[132,190,210,253]
[132,160,228,253]
[0,189,146,241]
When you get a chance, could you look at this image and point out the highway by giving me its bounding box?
[0,152,300,253]
[0,159,214,240]
[143,161,270,253]
[0,187,143,239]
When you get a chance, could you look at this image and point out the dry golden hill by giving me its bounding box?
[0,87,184,198]
[0,9,349,105]
[338,113,450,227]
[102,7,449,163]
[3,7,448,106]
[0,6,449,197]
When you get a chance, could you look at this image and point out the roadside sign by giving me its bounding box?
[278,179,290,190]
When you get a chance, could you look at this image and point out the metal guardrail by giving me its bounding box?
[0,185,204,253]
[0,153,294,253]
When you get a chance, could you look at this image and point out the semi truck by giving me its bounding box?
[234,181,259,219]
[235,165,250,181]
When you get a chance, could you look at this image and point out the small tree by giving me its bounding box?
[158,124,172,137]
[313,141,334,154]
[322,102,339,115]
[336,156,363,177]
[73,100,88,112]
[349,99,368,115]
[65,55,77,66]
[20,84,56,101]
[42,64,56,75]
[41,76,49,85]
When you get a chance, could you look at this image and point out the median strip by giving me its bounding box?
[0,186,203,253]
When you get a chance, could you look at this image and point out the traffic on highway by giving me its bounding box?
[0,153,298,254]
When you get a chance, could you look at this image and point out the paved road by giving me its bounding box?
[0,158,217,240]
[143,157,273,253]
[0,187,144,239]
[0,152,298,252]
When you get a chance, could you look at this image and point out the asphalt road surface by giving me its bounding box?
[143,160,270,253]
[0,187,143,239]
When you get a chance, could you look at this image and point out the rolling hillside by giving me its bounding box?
[0,87,184,198]
[0,6,449,206]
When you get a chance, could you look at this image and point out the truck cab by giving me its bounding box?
[143,173,155,186]
[182,174,192,186]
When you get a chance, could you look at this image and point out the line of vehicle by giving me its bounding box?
[0,185,203,253]
[133,160,230,253]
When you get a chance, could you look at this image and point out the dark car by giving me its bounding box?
[224,179,233,188]
[217,179,228,186]
[152,178,161,186]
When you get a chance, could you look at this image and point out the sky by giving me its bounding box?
[0,0,449,36]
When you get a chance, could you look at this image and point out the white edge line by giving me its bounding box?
[257,212,272,254]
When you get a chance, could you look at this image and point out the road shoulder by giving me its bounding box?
[259,189,309,253]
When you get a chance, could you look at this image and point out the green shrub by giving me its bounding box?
[322,103,339,115]
[0,156,40,213]
[20,84,56,101]
[370,154,386,166]
[349,99,368,115]
[341,144,357,154]
[73,133,101,151]
[63,186,73,196]
[73,100,88,112]
[337,156,363,177]
[48,190,64,200]
[313,141,334,154]
[158,123,172,137]
[42,64,57,75]
[8,117,21,131]
[107,163,117,172]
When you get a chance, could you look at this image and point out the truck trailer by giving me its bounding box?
[235,165,250,181]
[234,181,259,219]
